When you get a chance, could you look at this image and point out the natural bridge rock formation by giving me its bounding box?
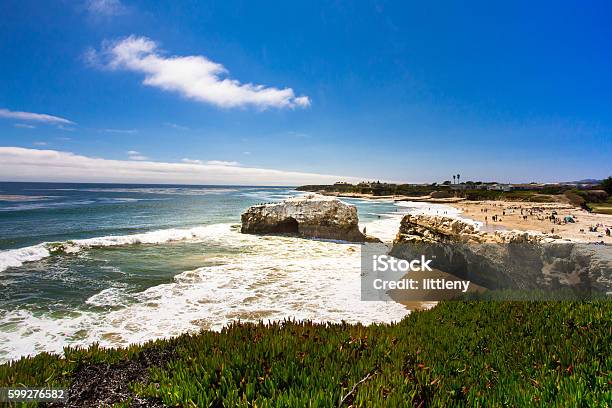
[241,194,372,242]
[390,214,612,295]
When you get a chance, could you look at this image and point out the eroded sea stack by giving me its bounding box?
[390,214,612,295]
[241,194,369,242]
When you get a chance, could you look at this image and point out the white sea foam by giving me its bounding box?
[0,244,51,272]
[0,224,233,273]
[359,212,406,243]
[85,286,131,308]
[0,217,410,363]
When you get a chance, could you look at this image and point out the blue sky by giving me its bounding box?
[0,0,610,184]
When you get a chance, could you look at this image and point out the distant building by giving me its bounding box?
[511,183,546,191]
[487,184,513,192]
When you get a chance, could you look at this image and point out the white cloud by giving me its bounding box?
[181,158,203,165]
[0,147,361,186]
[127,150,148,161]
[243,151,251,155]
[0,109,75,125]
[86,0,125,16]
[89,35,311,109]
[183,159,240,166]
[205,160,240,166]
[33,142,48,146]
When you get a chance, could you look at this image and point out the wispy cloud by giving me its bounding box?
[205,160,240,166]
[0,109,75,125]
[88,35,311,109]
[127,150,148,161]
[101,128,138,134]
[86,0,126,16]
[0,147,360,185]
[33,142,48,146]
[181,158,203,165]
[164,122,190,131]
[182,159,240,166]
[14,123,36,129]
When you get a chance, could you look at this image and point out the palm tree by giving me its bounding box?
[457,174,461,184]
[453,175,456,184]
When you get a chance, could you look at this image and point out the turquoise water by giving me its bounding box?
[0,182,409,362]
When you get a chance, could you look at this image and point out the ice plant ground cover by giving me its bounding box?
[1,300,610,407]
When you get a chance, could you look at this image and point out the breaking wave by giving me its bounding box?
[0,224,233,273]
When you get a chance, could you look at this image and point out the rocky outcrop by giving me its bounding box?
[390,214,612,295]
[394,214,563,245]
[241,194,372,242]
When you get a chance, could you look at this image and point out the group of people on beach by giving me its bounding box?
[480,202,611,240]
[485,215,502,223]
[587,224,611,237]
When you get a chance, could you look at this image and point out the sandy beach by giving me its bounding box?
[449,200,612,243]
[341,192,612,243]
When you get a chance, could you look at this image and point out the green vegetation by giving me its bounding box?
[588,203,612,215]
[601,177,612,195]
[297,182,611,204]
[1,301,610,407]
[296,183,442,197]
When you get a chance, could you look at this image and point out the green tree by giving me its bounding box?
[601,176,612,194]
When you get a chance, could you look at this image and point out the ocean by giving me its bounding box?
[0,182,456,363]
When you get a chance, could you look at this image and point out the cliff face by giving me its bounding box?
[241,194,367,242]
[390,214,612,295]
